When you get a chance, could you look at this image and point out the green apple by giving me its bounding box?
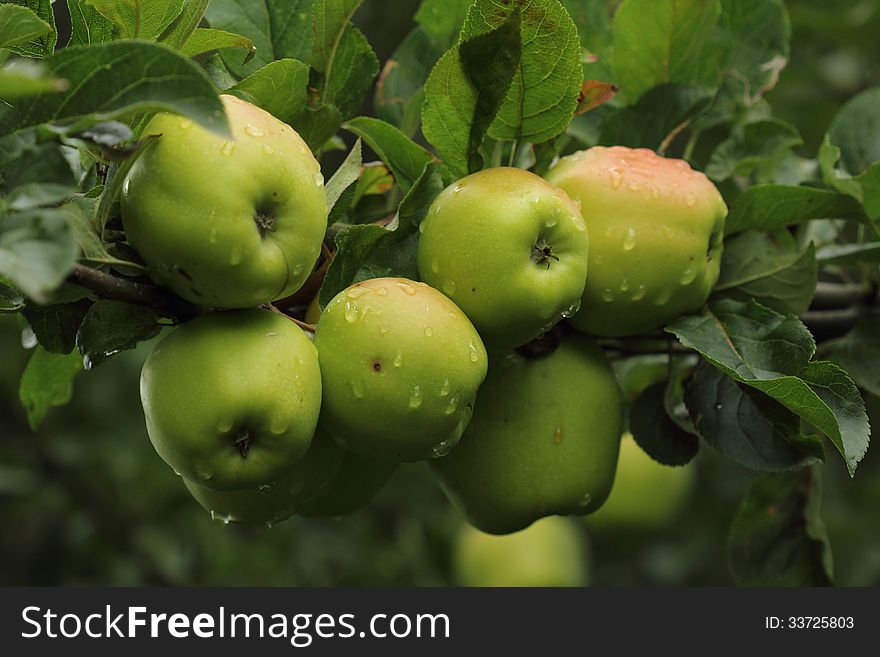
[432,331,623,534]
[546,146,727,337]
[454,517,590,587]
[586,433,695,531]
[141,309,322,490]
[315,277,488,462]
[122,94,328,308]
[297,448,398,518]
[417,167,589,351]
[182,428,344,525]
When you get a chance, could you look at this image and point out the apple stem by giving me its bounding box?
[66,264,200,320]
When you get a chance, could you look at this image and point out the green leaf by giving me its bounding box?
[414,0,470,50]
[0,209,79,303]
[728,468,833,586]
[561,0,616,82]
[21,301,90,353]
[816,242,880,266]
[67,0,115,46]
[0,279,24,311]
[343,117,434,194]
[324,138,361,213]
[827,318,880,398]
[1,0,57,58]
[180,27,255,62]
[611,0,721,103]
[5,182,75,211]
[65,198,144,269]
[724,184,872,236]
[686,360,823,472]
[630,381,699,467]
[857,163,880,219]
[157,0,208,49]
[204,0,314,79]
[228,59,309,126]
[320,162,443,307]
[1,41,228,140]
[291,103,343,153]
[827,87,880,176]
[706,119,803,182]
[94,135,158,235]
[667,299,870,475]
[85,0,185,40]
[714,231,817,316]
[76,299,161,367]
[0,3,50,48]
[374,27,438,137]
[18,346,82,430]
[0,130,76,195]
[311,3,378,120]
[0,59,67,99]
[598,83,713,150]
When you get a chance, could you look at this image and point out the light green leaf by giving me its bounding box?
[228,58,308,126]
[1,0,56,57]
[344,117,434,194]
[67,0,115,45]
[0,59,67,99]
[324,138,361,213]
[706,119,803,182]
[0,3,50,48]
[414,0,470,50]
[76,299,161,367]
[85,0,184,40]
[157,0,208,49]
[180,27,255,62]
[19,346,82,430]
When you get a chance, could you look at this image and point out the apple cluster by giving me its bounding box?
[124,97,726,532]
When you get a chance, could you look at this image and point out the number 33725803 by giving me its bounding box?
[788,617,854,629]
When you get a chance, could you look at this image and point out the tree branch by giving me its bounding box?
[66,264,199,320]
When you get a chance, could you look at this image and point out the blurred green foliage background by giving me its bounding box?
[1,0,879,586]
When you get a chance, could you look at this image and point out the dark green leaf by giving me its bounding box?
[76,299,161,367]
[320,162,442,307]
[414,0,470,50]
[728,468,832,586]
[374,27,438,137]
[686,360,823,472]
[18,346,82,430]
[0,41,229,139]
[827,318,880,397]
[667,299,869,475]
[205,0,313,79]
[630,381,699,466]
[706,119,803,182]
[816,242,880,266]
[344,117,434,194]
[0,208,79,303]
[714,230,817,315]
[67,0,115,46]
[827,87,880,176]
[0,130,75,194]
[0,279,24,311]
[158,0,208,49]
[291,104,343,153]
[22,301,90,354]
[724,184,872,236]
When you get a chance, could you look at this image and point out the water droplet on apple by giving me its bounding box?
[628,180,640,191]
[351,379,365,399]
[343,301,359,323]
[262,144,274,155]
[374,286,388,296]
[439,379,451,397]
[553,426,564,444]
[313,171,324,187]
[20,328,37,349]
[601,288,614,302]
[347,286,367,299]
[620,278,630,292]
[393,351,403,367]
[631,285,647,301]
[579,492,592,508]
[179,119,193,129]
[654,287,673,305]
[292,263,304,276]
[209,228,218,244]
[662,224,675,239]
[379,324,388,335]
[442,280,456,297]
[244,124,264,137]
[418,222,426,234]
[452,184,463,194]
[430,257,441,274]
[82,355,93,371]
[432,438,454,458]
[622,227,637,251]
[604,226,614,238]
[444,396,459,415]
[397,282,417,296]
[269,417,289,434]
[408,385,423,409]
[680,266,697,285]
[651,185,661,199]
[221,141,236,156]
[561,300,581,318]
[122,178,130,196]
[259,483,274,495]
[686,193,696,207]
[468,342,480,362]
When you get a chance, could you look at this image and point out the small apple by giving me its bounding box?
[454,517,590,587]
[586,433,695,531]
[141,309,321,490]
[417,167,589,351]
[182,428,344,525]
[122,94,328,308]
[314,277,488,462]
[546,146,727,337]
[432,331,623,534]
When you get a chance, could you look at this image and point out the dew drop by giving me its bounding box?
[432,438,454,458]
[561,299,581,318]
[430,257,441,274]
[545,215,559,229]
[631,285,647,301]
[424,326,433,338]
[20,328,37,349]
[620,278,629,292]
[262,144,274,155]
[343,301,359,323]
[292,263,304,276]
[122,178,130,196]
[608,166,623,189]
[244,124,264,137]
[680,266,697,285]
[686,193,696,207]
[82,355,93,371]
[347,286,367,299]
[221,141,236,156]
[351,379,365,399]
[714,403,723,411]
[379,324,388,335]
[594,254,604,266]
[444,396,459,415]
[579,492,592,508]
[439,379,451,397]
[469,342,480,362]
[553,426,564,444]
[265,332,279,338]
[601,288,614,302]
[452,184,463,194]
[398,282,417,296]
[196,467,213,482]
[393,351,403,367]
[209,228,218,244]
[259,483,274,495]
[627,180,640,191]
[622,227,637,251]
[217,417,234,433]
[179,119,193,129]
[604,226,614,238]
[662,224,675,239]
[313,171,324,187]
[442,280,456,297]
[654,287,673,306]
[374,286,388,296]
[408,385,423,409]
[418,222,426,234]
[229,248,243,265]
[269,417,289,434]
